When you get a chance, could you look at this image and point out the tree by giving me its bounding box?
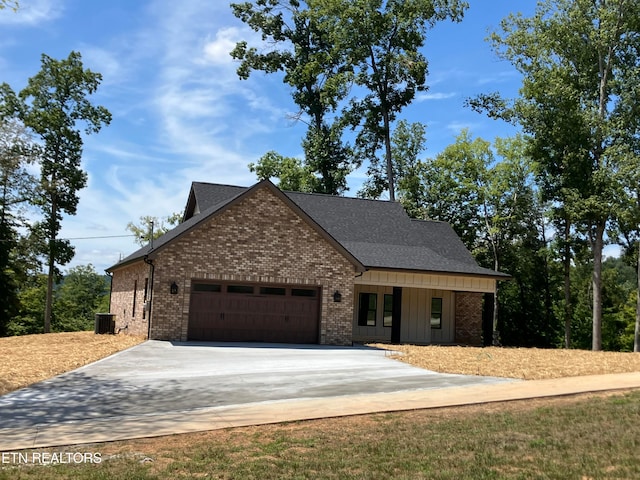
[321,0,467,201]
[249,150,314,193]
[421,131,551,341]
[0,118,36,335]
[359,119,427,216]
[0,51,111,333]
[614,150,640,352]
[127,213,181,247]
[470,0,640,350]
[54,264,110,332]
[231,0,354,194]
[302,124,353,194]
[7,274,47,335]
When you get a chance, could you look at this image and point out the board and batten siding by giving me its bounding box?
[352,284,393,342]
[354,270,496,293]
[352,284,455,344]
[401,288,455,344]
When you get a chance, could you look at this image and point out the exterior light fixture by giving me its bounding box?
[170,281,178,295]
[333,290,342,303]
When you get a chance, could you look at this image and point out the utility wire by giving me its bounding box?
[0,234,137,242]
[63,234,137,240]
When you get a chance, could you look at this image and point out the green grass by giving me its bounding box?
[2,391,640,479]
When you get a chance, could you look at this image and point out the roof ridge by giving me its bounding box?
[410,218,449,225]
[285,189,399,205]
[193,181,248,189]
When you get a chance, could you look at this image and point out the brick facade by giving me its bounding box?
[454,291,483,346]
[109,260,151,336]
[111,186,357,345]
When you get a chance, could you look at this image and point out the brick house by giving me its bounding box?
[106,180,508,346]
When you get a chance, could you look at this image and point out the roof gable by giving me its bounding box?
[107,180,364,272]
[108,180,507,278]
[183,182,247,221]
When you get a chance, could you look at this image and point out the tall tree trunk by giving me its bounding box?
[493,256,499,345]
[634,240,640,353]
[563,216,572,348]
[43,195,57,333]
[44,248,54,333]
[382,109,395,202]
[540,216,553,343]
[591,221,605,351]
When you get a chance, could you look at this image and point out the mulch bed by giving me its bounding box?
[371,344,640,380]
[0,331,145,395]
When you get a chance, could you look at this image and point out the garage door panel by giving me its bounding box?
[188,283,320,343]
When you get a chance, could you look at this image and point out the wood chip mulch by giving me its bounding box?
[0,331,145,395]
[371,344,640,380]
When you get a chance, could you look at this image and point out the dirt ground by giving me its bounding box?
[371,344,640,380]
[0,331,145,395]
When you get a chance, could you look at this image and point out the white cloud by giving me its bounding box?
[446,121,482,134]
[416,92,457,101]
[80,46,124,86]
[476,69,519,86]
[203,27,243,65]
[0,0,63,25]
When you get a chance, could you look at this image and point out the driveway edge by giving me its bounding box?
[1,372,639,451]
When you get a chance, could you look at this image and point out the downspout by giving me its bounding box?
[143,255,155,340]
[105,271,113,312]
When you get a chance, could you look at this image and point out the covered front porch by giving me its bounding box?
[352,270,497,346]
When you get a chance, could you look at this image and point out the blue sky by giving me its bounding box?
[1,0,540,273]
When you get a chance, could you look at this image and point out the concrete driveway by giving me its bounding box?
[0,340,514,449]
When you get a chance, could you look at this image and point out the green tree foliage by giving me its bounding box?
[126,212,181,247]
[7,274,47,336]
[7,264,110,335]
[0,51,111,333]
[231,0,354,194]
[470,0,640,350]
[613,151,640,351]
[54,264,110,332]
[302,124,353,194]
[360,120,427,217]
[570,257,637,351]
[0,118,36,335]
[420,131,558,342]
[249,151,315,193]
[320,0,467,201]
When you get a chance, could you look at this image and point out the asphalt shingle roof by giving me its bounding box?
[108,181,507,278]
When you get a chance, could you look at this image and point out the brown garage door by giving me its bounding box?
[188,282,320,343]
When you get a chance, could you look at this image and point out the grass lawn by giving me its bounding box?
[1,390,639,479]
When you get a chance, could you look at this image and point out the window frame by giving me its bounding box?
[132,280,137,318]
[358,292,378,327]
[430,297,443,329]
[383,294,393,327]
[227,285,255,294]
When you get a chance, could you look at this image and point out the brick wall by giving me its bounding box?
[109,261,151,337]
[133,186,356,345]
[454,291,483,346]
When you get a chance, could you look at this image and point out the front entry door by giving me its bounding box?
[391,287,402,343]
